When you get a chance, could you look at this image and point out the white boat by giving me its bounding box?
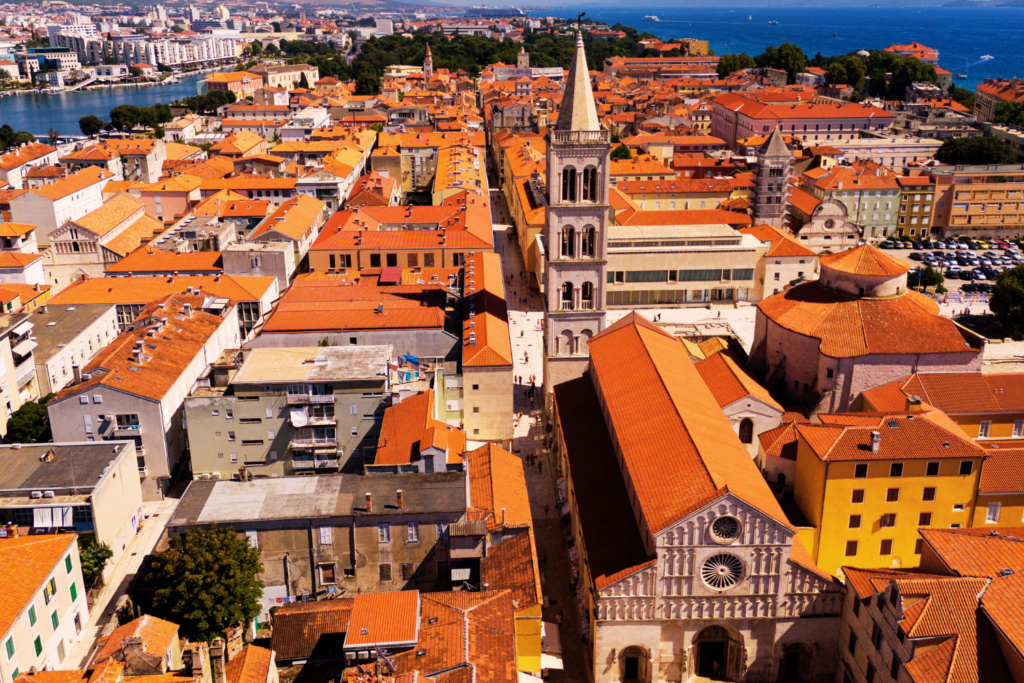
[981,54,994,60]
[768,20,779,24]
[748,15,752,20]
[642,15,659,21]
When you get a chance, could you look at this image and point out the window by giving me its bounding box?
[886,488,900,503]
[880,539,893,555]
[890,656,901,680]
[923,487,936,501]
[849,515,861,529]
[959,461,974,476]
[915,539,924,555]
[318,564,336,584]
[379,563,393,582]
[34,636,41,657]
[738,419,754,444]
[953,504,965,512]
[225,409,233,420]
[881,513,896,527]
[890,463,904,478]
[872,623,883,648]
[926,461,940,477]
[853,598,860,617]
[228,431,235,441]
[319,527,332,545]
[848,632,857,654]
[5,637,13,659]
[826,368,834,380]
[472,384,479,391]
[44,577,56,604]
[378,523,391,543]
[845,540,858,557]
[1015,420,1024,438]
[987,502,1001,524]
[854,464,868,479]
[851,489,865,504]
[28,606,36,626]
[65,555,72,573]
[866,663,875,683]
[51,610,59,630]
[979,421,991,438]
[246,531,258,548]
[408,522,419,542]
[436,522,448,539]
[919,512,932,526]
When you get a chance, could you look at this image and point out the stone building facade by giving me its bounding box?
[753,128,792,228]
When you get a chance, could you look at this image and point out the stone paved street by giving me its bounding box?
[491,190,590,682]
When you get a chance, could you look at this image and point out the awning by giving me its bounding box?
[33,506,73,528]
[518,673,543,683]
[451,567,472,581]
[289,407,308,427]
[11,321,32,337]
[541,622,564,670]
[12,339,37,356]
[541,653,564,671]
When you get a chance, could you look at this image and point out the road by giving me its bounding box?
[490,190,589,683]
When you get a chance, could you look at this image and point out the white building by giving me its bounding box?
[9,167,111,246]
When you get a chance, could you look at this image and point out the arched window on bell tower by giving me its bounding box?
[582,166,598,202]
[561,167,577,202]
[561,227,576,258]
[581,226,596,258]
[560,282,574,310]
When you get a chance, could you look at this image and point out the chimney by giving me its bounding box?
[183,303,193,317]
[870,430,881,454]
[182,642,211,683]
[397,489,403,510]
[3,523,18,539]
[365,492,373,513]
[73,365,82,384]
[905,395,922,413]
[210,638,226,683]
[222,622,244,661]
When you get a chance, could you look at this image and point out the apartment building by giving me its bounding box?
[0,143,59,190]
[833,134,941,170]
[47,294,243,500]
[186,345,392,479]
[250,63,319,90]
[711,95,895,149]
[0,222,38,255]
[0,252,43,286]
[9,167,112,246]
[0,442,142,581]
[203,71,263,99]
[894,175,936,239]
[791,408,986,576]
[928,163,1024,239]
[125,174,202,224]
[974,77,1024,123]
[30,303,118,396]
[198,177,298,208]
[0,534,90,680]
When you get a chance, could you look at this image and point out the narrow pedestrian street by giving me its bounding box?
[491,189,590,682]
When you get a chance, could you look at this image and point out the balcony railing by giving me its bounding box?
[292,459,315,470]
[290,438,338,449]
[287,393,335,404]
[579,300,594,310]
[552,129,610,145]
[315,458,340,469]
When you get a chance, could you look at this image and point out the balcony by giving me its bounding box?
[286,393,335,405]
[15,359,34,387]
[289,437,338,450]
[114,424,141,436]
[292,458,316,470]
[314,458,340,470]
[552,130,610,145]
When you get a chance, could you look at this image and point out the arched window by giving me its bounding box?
[739,418,754,444]
[560,329,575,355]
[581,282,594,309]
[581,227,596,258]
[561,227,575,258]
[582,166,598,202]
[561,167,577,202]
[560,282,574,310]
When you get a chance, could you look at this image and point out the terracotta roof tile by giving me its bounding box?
[269,598,353,661]
[344,591,420,648]
[0,143,56,171]
[224,644,273,683]
[739,223,816,258]
[695,352,783,411]
[48,274,272,308]
[467,443,531,531]
[978,448,1024,494]
[0,535,75,639]
[30,167,111,201]
[94,616,179,663]
[462,252,511,368]
[375,392,466,467]
[797,411,983,462]
[820,244,909,277]
[105,247,223,275]
[480,528,542,611]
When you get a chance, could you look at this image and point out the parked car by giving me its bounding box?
[909,252,924,261]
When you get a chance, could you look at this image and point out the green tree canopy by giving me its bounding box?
[755,43,806,84]
[611,144,632,160]
[172,90,236,114]
[79,115,105,137]
[991,265,1024,334]
[142,525,263,641]
[298,72,310,89]
[994,101,1024,127]
[79,539,114,587]
[5,394,54,443]
[0,125,35,153]
[934,136,1018,165]
[716,52,756,79]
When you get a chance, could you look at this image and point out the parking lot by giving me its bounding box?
[879,241,1023,294]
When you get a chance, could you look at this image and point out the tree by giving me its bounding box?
[79,539,114,587]
[755,42,806,84]
[109,104,142,132]
[950,85,975,112]
[991,265,1024,333]
[611,144,631,160]
[249,40,263,56]
[142,525,263,642]
[716,52,756,79]
[908,266,944,289]
[128,65,142,78]
[79,115,105,137]
[298,72,310,89]
[47,128,60,146]
[5,394,54,443]
[934,136,1018,165]
[0,69,10,90]
[994,101,1024,127]
[825,55,866,92]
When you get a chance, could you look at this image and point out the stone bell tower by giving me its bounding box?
[423,43,433,81]
[542,30,609,402]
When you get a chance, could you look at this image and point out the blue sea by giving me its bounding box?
[539,6,1024,89]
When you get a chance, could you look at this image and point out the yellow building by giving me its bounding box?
[792,407,986,577]
[861,372,1024,445]
[971,446,1024,528]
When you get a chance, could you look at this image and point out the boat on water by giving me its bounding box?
[642,15,659,21]
[748,15,752,20]
[768,20,779,24]
[981,54,994,60]
[957,57,969,80]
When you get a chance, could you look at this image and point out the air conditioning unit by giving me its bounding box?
[30,491,42,499]
[199,473,211,480]
[211,472,222,480]
[43,491,55,498]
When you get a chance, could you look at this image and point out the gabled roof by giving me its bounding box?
[739,224,815,258]
[462,252,511,368]
[0,535,76,638]
[587,313,793,534]
[467,443,531,531]
[94,616,179,663]
[28,166,111,201]
[269,598,354,662]
[0,142,56,171]
[695,352,783,411]
[104,247,223,275]
[795,411,984,462]
[374,391,467,467]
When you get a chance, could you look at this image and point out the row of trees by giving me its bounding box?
[934,136,1018,165]
[172,89,237,114]
[0,124,36,152]
[716,45,938,100]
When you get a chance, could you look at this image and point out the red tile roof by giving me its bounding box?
[757,283,974,358]
[797,411,983,462]
[95,616,179,664]
[979,448,1024,494]
[104,247,223,275]
[819,244,909,277]
[479,529,541,611]
[344,591,420,648]
[462,252,511,368]
[863,373,1024,416]
[269,599,353,662]
[467,443,531,531]
[374,391,466,467]
[739,223,816,258]
[695,351,783,411]
[224,644,274,683]
[0,535,76,639]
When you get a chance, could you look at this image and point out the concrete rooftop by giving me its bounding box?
[232,345,393,384]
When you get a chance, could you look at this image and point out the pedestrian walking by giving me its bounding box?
[538,460,543,473]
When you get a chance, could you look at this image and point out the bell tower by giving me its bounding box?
[423,43,433,81]
[542,29,609,400]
